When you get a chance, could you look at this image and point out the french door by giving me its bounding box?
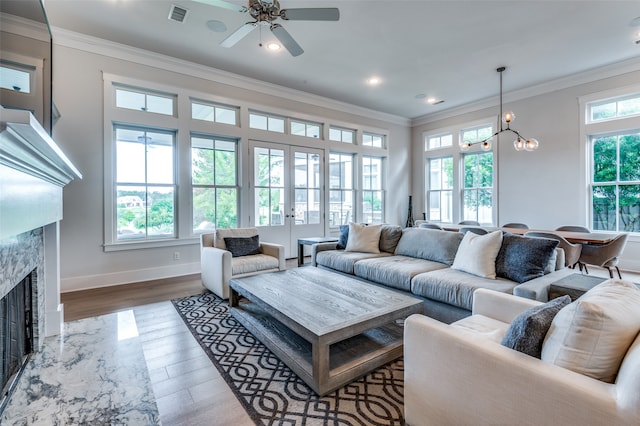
[249,141,325,258]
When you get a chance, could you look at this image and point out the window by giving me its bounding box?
[329,126,355,143]
[291,120,321,138]
[362,156,384,223]
[191,100,238,125]
[191,136,238,232]
[426,157,453,222]
[462,152,493,225]
[363,132,384,148]
[589,95,640,122]
[461,125,493,145]
[329,153,354,227]
[115,126,175,241]
[0,62,33,93]
[249,111,285,133]
[294,152,321,224]
[590,132,640,232]
[425,133,452,150]
[115,87,175,115]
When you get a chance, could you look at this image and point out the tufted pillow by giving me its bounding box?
[496,234,559,283]
[345,223,381,254]
[451,230,503,279]
[336,224,349,249]
[501,295,571,358]
[224,235,261,257]
[541,279,640,383]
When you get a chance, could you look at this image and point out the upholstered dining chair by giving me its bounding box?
[502,222,529,229]
[525,231,582,269]
[578,233,629,279]
[555,225,591,233]
[460,227,488,235]
[458,220,480,226]
[419,223,443,230]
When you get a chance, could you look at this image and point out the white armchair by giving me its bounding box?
[200,227,285,299]
[404,289,640,425]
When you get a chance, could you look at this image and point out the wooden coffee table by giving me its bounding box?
[229,267,423,396]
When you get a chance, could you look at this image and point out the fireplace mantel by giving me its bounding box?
[0,109,81,240]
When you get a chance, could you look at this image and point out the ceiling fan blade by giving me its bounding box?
[280,8,339,21]
[192,0,247,12]
[271,24,303,57]
[220,23,257,48]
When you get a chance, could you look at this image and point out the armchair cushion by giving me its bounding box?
[501,295,571,358]
[224,235,261,257]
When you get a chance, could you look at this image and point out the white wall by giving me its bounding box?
[412,69,640,272]
[52,37,411,292]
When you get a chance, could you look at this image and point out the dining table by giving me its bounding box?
[441,225,617,245]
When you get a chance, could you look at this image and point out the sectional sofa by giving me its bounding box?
[312,225,573,323]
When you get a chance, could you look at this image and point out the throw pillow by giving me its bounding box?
[501,295,571,358]
[224,235,261,257]
[451,230,503,279]
[345,222,381,254]
[495,234,559,283]
[541,279,640,383]
[379,225,403,253]
[336,224,349,250]
[394,228,463,265]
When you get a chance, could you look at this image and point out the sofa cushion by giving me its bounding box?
[501,295,571,358]
[346,223,381,254]
[379,225,403,253]
[541,279,640,383]
[354,255,448,291]
[496,234,559,283]
[336,224,349,249]
[315,250,391,275]
[451,230,503,279]
[394,228,463,266]
[224,235,261,257]
[411,268,516,311]
[232,254,279,275]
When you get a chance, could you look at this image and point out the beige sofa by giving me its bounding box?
[200,227,285,299]
[404,288,640,425]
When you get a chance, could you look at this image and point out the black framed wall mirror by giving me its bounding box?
[0,0,53,134]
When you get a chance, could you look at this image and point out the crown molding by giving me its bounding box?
[0,13,50,43]
[411,56,640,127]
[50,27,410,127]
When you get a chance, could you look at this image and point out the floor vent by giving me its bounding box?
[168,5,189,23]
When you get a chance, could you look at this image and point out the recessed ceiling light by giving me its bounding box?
[266,43,281,51]
[366,77,381,86]
[207,20,227,32]
[426,97,444,105]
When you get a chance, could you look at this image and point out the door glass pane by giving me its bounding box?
[295,152,307,187]
[256,188,270,226]
[294,188,307,224]
[309,154,320,189]
[270,150,284,186]
[270,188,283,226]
[309,189,320,224]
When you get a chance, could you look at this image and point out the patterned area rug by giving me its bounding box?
[172,292,405,425]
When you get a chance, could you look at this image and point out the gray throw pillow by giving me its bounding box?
[379,225,403,253]
[501,295,571,358]
[495,234,559,283]
[394,228,463,265]
[224,235,261,257]
[336,224,349,250]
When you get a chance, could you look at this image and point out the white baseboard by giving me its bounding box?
[61,262,200,293]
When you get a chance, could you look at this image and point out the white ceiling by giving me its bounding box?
[30,1,640,118]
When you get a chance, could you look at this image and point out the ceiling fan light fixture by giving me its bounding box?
[266,42,281,51]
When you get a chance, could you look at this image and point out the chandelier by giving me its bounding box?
[461,67,539,152]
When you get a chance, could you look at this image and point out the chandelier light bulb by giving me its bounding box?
[524,138,539,151]
[481,141,492,151]
[513,138,525,151]
[460,142,471,152]
[502,111,515,124]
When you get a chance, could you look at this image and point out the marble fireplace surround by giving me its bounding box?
[0,109,81,346]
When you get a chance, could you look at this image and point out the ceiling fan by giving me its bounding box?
[193,0,340,56]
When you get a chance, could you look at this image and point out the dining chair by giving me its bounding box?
[578,233,629,279]
[460,227,488,235]
[458,220,480,226]
[555,225,591,233]
[419,223,443,230]
[502,223,529,229]
[524,231,582,269]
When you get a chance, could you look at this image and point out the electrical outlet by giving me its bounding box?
[173,251,180,261]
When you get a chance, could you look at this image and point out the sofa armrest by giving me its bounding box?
[404,314,624,426]
[260,242,286,271]
[311,242,339,266]
[472,288,541,323]
[200,246,232,299]
[513,267,574,302]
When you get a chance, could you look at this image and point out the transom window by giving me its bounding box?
[329,126,355,143]
[425,133,453,150]
[589,95,640,123]
[363,132,384,148]
[329,153,354,227]
[115,87,175,115]
[249,111,285,133]
[461,124,493,145]
[191,100,238,126]
[291,119,321,138]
